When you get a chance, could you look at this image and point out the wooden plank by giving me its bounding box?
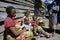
[16,9,34,13]
[5,0,34,7]
[24,0,34,3]
[16,0,34,6]
[0,1,34,10]
[0,8,5,12]
[15,13,24,18]
[0,25,4,33]
[0,12,7,21]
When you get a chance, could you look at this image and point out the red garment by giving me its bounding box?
[31,20,38,26]
[4,17,16,35]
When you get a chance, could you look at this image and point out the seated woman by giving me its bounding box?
[31,16,52,38]
[21,9,32,25]
[4,6,26,40]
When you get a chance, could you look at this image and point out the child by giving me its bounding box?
[21,17,34,40]
[21,17,32,31]
[31,16,52,38]
[31,16,39,36]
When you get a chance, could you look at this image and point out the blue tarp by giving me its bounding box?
[41,0,54,4]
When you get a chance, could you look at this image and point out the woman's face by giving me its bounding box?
[54,2,57,5]
[26,11,30,17]
[10,9,16,17]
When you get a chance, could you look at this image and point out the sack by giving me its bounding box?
[26,31,33,40]
[26,31,33,37]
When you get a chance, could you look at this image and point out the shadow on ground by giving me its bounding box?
[43,28,60,34]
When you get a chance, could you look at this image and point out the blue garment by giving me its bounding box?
[52,6,59,25]
[52,13,57,25]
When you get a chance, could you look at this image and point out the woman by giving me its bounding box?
[4,6,26,40]
[52,1,59,29]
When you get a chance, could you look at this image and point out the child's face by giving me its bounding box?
[10,9,16,17]
[24,18,29,24]
[26,11,30,17]
[33,16,37,20]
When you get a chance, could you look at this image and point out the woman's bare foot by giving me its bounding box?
[45,33,52,38]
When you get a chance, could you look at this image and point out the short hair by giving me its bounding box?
[6,6,15,14]
[24,17,29,21]
[33,16,37,19]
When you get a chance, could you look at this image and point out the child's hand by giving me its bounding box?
[22,29,26,32]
